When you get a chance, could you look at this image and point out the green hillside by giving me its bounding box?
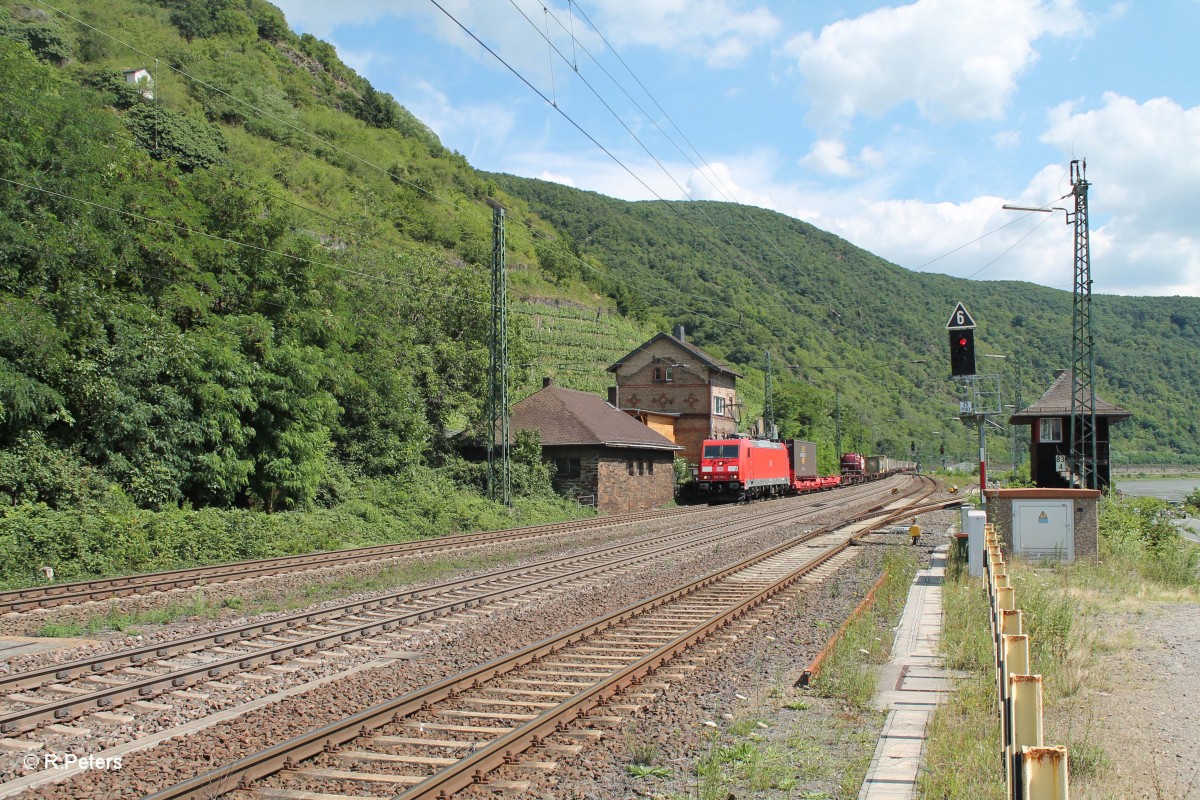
[1,0,1196,558]
[488,174,1200,467]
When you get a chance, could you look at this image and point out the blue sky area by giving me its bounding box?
[273,1,1200,297]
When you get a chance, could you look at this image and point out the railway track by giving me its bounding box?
[136,481,933,800]
[0,483,911,735]
[0,507,706,614]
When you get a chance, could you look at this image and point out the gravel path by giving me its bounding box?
[1083,602,1200,800]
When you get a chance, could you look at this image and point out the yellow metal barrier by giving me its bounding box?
[981,513,1070,800]
[1022,746,1069,799]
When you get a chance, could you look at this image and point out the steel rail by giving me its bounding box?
[1,480,905,695]
[2,474,931,613]
[140,481,930,800]
[0,507,704,613]
[0,486,890,733]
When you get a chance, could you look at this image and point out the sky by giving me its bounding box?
[270,0,1200,297]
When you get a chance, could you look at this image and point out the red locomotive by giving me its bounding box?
[698,437,840,500]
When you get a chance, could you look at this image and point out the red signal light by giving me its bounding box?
[958,337,968,347]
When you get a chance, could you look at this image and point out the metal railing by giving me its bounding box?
[984,521,1070,799]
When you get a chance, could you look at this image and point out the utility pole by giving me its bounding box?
[1069,160,1098,489]
[1012,347,1024,471]
[763,351,773,438]
[486,200,511,506]
[834,385,842,456]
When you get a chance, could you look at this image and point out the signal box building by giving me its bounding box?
[511,380,682,513]
[1008,369,1131,491]
[608,327,742,466]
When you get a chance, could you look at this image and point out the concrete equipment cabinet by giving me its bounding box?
[983,488,1101,563]
[963,509,986,576]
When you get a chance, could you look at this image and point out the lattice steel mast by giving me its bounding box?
[1068,160,1097,489]
[486,200,511,506]
[763,351,773,437]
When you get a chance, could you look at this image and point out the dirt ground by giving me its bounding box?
[1078,602,1200,800]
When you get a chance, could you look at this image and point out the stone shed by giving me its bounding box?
[511,380,683,513]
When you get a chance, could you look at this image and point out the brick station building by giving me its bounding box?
[511,380,682,513]
[608,326,742,466]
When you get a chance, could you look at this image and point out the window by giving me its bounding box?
[627,459,634,476]
[1038,418,1062,443]
[648,460,654,475]
[638,460,645,475]
[553,458,581,478]
[702,444,740,459]
[653,366,674,382]
[713,396,726,415]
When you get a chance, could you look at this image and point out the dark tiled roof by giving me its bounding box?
[607,332,743,378]
[1009,370,1131,423]
[512,385,683,450]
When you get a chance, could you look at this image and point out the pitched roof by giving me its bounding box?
[1009,370,1132,424]
[512,385,683,450]
[607,332,743,378]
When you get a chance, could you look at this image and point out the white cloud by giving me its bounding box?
[590,0,781,68]
[784,0,1088,130]
[800,139,858,177]
[332,44,385,78]
[538,171,577,187]
[801,92,1200,295]
[993,130,1021,149]
[1037,92,1200,294]
[686,159,776,207]
[405,80,518,157]
[799,139,885,178]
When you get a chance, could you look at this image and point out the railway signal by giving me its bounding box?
[946,302,977,377]
[949,329,976,376]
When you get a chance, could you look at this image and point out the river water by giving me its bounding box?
[1116,477,1200,503]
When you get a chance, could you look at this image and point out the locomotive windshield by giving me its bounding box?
[703,444,740,459]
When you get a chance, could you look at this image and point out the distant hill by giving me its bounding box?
[488,173,1200,466]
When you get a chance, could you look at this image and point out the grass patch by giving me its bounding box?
[678,548,919,800]
[34,591,244,637]
[693,731,798,798]
[922,495,1200,799]
[809,547,920,709]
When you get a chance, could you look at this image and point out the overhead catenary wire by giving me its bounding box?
[546,2,850,320]
[509,0,814,320]
[32,0,828,347]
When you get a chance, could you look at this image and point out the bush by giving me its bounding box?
[1099,495,1200,587]
[1184,487,1200,516]
[0,432,107,508]
[122,103,228,170]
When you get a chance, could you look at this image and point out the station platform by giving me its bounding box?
[858,543,961,799]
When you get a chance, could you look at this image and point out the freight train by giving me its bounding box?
[697,436,915,501]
